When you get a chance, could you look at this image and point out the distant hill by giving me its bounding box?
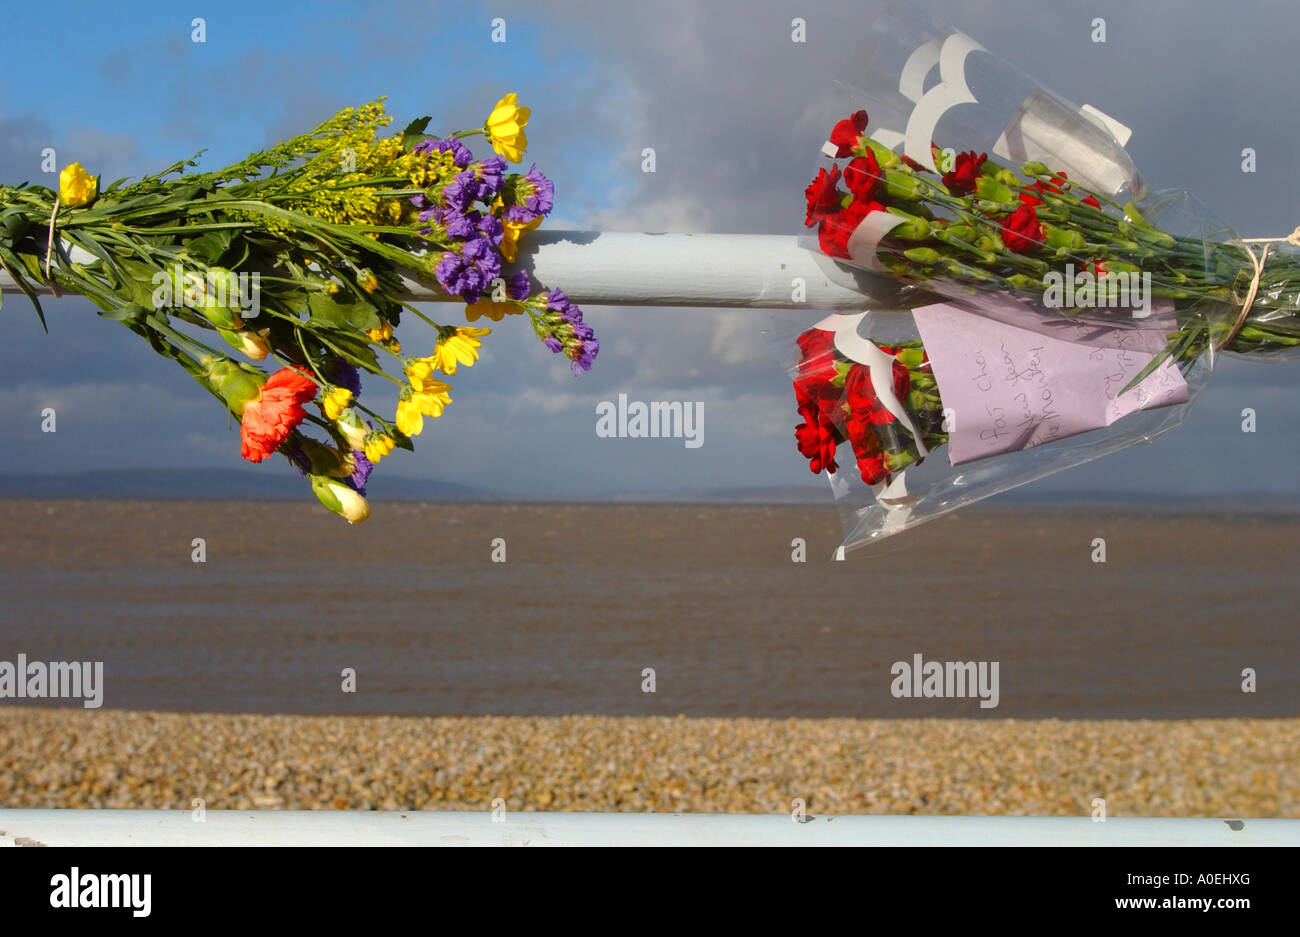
[0,469,1297,510]
[0,469,492,502]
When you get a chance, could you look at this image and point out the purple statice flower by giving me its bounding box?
[477,213,503,248]
[504,165,555,223]
[570,335,599,375]
[409,193,431,210]
[543,288,574,319]
[504,269,531,300]
[328,360,362,397]
[440,207,480,240]
[414,137,473,168]
[434,237,501,304]
[470,157,507,200]
[347,450,373,496]
[440,173,478,214]
[532,289,598,375]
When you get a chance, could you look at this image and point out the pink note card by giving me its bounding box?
[910,303,1189,465]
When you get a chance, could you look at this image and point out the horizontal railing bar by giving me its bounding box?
[0,231,915,310]
[1,810,1291,847]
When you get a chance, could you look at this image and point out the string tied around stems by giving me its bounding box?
[1219,226,1300,351]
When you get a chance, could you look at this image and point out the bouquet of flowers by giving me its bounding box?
[0,95,597,523]
[791,1,1300,553]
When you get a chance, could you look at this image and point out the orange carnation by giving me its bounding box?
[240,368,318,463]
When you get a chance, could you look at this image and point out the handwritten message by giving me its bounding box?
[911,303,1188,465]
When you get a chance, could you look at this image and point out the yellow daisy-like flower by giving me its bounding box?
[433,326,490,375]
[366,323,393,342]
[499,214,543,264]
[395,382,452,437]
[484,93,529,163]
[58,162,98,207]
[363,430,396,463]
[321,385,353,421]
[356,268,379,293]
[404,356,437,388]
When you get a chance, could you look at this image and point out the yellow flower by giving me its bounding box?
[395,382,452,437]
[321,385,353,421]
[499,215,542,263]
[465,299,524,323]
[433,327,490,375]
[404,356,437,388]
[357,268,379,293]
[484,93,529,163]
[58,162,98,207]
[366,322,401,353]
[363,430,396,463]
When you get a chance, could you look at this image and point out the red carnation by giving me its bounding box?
[240,367,318,463]
[794,380,839,475]
[817,198,884,260]
[804,166,844,227]
[940,150,986,196]
[1000,203,1044,254]
[828,109,869,158]
[844,360,909,426]
[796,328,837,379]
[843,152,882,202]
[1019,171,1068,207]
[1081,194,1102,209]
[845,416,889,485]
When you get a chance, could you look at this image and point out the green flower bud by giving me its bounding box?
[974,176,1015,205]
[301,438,349,477]
[884,169,922,200]
[1006,274,1043,291]
[886,210,931,240]
[200,355,265,415]
[1021,161,1051,177]
[310,475,370,524]
[904,247,943,265]
[1042,225,1086,250]
[217,327,271,361]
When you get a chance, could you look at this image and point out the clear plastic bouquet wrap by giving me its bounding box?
[791,0,1300,554]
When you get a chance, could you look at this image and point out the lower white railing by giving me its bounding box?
[1,810,1295,847]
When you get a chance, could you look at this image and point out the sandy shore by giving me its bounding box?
[0,708,1293,816]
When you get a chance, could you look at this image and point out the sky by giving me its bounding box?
[2,0,1299,500]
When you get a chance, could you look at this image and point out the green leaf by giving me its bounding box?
[306,290,381,333]
[0,246,46,332]
[401,117,432,151]
[96,302,149,324]
[1119,329,1197,396]
[185,229,234,264]
[306,291,354,328]
[322,330,380,370]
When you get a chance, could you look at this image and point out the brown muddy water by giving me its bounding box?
[0,499,1295,718]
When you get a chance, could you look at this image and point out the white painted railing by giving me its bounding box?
[2,810,1295,847]
[0,230,913,309]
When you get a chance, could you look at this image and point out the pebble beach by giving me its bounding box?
[1,708,1293,816]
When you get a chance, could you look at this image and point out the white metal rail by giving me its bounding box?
[0,230,910,309]
[2,810,1294,847]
